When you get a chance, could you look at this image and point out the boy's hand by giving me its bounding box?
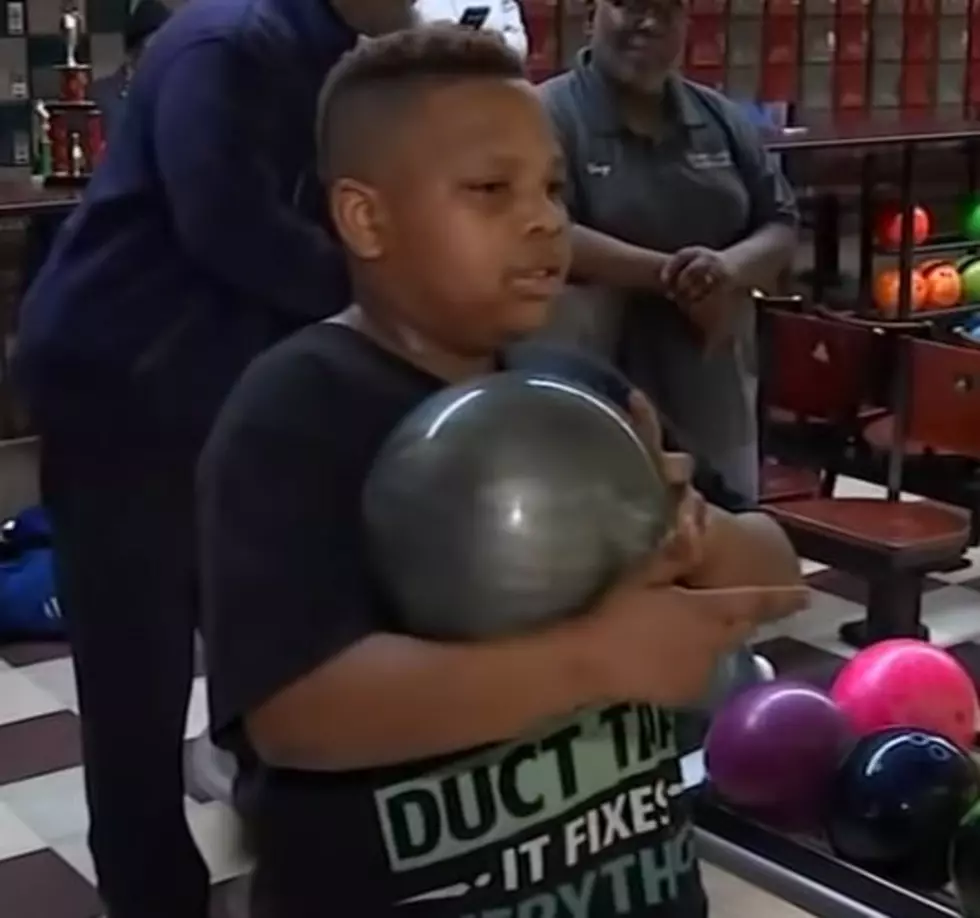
[626,387,805,606]
[627,389,708,584]
[642,487,708,586]
[626,389,663,456]
[683,509,807,612]
[582,556,809,705]
[626,389,693,492]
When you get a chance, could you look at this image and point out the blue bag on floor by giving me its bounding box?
[0,548,63,640]
[0,505,52,553]
[0,506,63,641]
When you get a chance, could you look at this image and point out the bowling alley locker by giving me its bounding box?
[522,0,980,118]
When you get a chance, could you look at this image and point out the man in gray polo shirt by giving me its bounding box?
[538,0,798,500]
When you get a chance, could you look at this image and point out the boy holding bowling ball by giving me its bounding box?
[199,28,807,918]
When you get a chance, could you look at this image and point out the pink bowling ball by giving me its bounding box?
[830,639,978,748]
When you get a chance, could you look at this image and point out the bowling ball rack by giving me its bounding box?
[754,121,980,648]
[765,119,980,333]
[694,790,964,918]
[762,120,980,501]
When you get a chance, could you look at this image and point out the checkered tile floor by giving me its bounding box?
[1,477,979,918]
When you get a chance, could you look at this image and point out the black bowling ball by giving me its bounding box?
[826,728,980,888]
[952,800,980,918]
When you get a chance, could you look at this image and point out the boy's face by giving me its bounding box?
[333,78,570,354]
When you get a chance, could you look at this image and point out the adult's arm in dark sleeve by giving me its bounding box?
[568,227,671,291]
[720,103,799,291]
[153,43,348,322]
[536,82,670,291]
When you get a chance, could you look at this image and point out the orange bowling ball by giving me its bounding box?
[876,204,931,249]
[873,268,928,317]
[919,259,963,309]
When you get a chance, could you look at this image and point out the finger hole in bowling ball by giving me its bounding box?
[826,727,980,890]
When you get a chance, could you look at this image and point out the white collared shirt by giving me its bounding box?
[414,0,529,59]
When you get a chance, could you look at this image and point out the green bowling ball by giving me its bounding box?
[962,196,980,241]
[958,255,980,304]
[951,797,980,918]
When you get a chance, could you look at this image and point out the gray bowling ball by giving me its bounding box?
[687,647,775,714]
[363,372,675,640]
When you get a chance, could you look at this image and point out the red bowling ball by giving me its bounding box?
[876,204,931,249]
[830,639,979,749]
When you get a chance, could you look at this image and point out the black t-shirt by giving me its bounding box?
[199,323,736,918]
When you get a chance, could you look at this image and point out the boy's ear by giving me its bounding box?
[329,178,387,260]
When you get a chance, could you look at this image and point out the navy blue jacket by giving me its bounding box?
[16,0,355,444]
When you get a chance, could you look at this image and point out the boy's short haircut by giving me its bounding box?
[315,26,527,184]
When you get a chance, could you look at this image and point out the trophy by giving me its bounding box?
[56,6,90,103]
[35,3,105,186]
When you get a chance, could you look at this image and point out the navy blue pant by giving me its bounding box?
[41,435,209,918]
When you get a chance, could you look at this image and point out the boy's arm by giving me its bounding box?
[685,507,803,592]
[626,388,802,593]
[199,351,606,772]
[246,625,598,771]
[535,82,670,293]
[201,347,804,774]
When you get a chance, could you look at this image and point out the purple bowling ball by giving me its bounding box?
[705,680,851,817]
